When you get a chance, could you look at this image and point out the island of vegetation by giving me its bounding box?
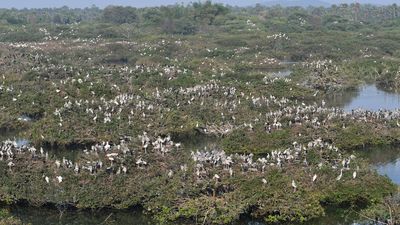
[0,2,400,224]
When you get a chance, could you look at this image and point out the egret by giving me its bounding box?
[122,166,128,174]
[312,174,317,183]
[291,180,297,192]
[336,169,343,181]
[7,161,14,170]
[168,170,173,178]
[55,160,61,168]
[262,178,267,185]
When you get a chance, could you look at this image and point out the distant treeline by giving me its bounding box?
[0,1,400,34]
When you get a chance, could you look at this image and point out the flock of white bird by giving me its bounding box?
[190,137,359,192]
[0,35,397,194]
[1,131,360,192]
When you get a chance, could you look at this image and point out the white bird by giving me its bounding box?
[106,153,118,158]
[7,161,14,170]
[312,174,317,183]
[262,178,267,185]
[104,142,111,151]
[45,176,50,183]
[56,176,63,183]
[336,169,343,181]
[122,166,127,174]
[74,164,80,174]
[353,171,357,179]
[168,170,173,178]
[291,180,297,192]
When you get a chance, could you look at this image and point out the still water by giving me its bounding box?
[328,84,400,111]
[328,84,400,184]
[362,146,400,185]
[6,205,359,225]
[270,69,292,77]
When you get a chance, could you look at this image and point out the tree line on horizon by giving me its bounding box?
[0,1,399,35]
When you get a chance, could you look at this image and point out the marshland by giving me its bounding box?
[1,1,400,224]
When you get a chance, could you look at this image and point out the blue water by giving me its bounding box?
[364,146,400,185]
[271,69,292,77]
[376,159,400,184]
[0,131,29,147]
[328,85,400,184]
[330,85,400,112]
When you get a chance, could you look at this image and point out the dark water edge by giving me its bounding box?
[7,205,153,225]
[4,204,361,225]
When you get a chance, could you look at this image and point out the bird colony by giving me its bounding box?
[0,32,396,224]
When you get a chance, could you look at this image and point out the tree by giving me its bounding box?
[52,14,62,24]
[193,1,229,25]
[103,6,138,24]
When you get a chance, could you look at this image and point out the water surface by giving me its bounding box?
[8,206,153,225]
[362,146,400,185]
[0,130,29,147]
[327,84,400,184]
[6,205,360,225]
[328,85,400,111]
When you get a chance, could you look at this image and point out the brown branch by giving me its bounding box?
[101,213,113,225]
[351,209,388,225]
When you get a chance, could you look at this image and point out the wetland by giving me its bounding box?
[1,2,400,225]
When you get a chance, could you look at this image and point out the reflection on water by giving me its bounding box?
[253,62,295,78]
[303,208,359,225]
[0,130,81,161]
[176,134,219,151]
[7,204,361,225]
[362,146,400,185]
[376,159,400,185]
[327,85,400,111]
[8,206,153,225]
[0,130,29,147]
[327,84,400,184]
[18,115,33,122]
[270,69,292,77]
